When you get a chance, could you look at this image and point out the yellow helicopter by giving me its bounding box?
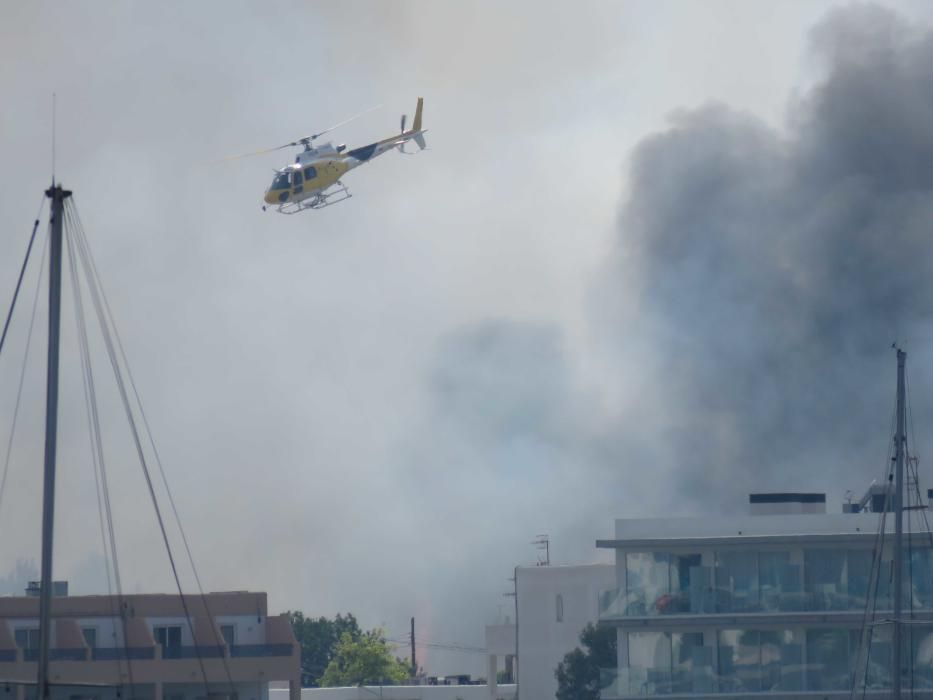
[239,98,426,214]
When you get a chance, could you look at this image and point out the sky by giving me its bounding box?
[3,0,933,676]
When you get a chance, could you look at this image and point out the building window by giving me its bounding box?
[626,551,708,615]
[555,594,563,622]
[718,628,801,693]
[220,624,236,646]
[805,629,851,691]
[627,631,713,695]
[14,629,39,649]
[81,628,97,649]
[153,625,182,648]
[715,551,759,612]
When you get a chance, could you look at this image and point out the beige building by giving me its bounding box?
[0,591,299,700]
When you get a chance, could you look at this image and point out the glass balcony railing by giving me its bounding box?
[599,663,904,697]
[0,650,15,662]
[599,586,893,618]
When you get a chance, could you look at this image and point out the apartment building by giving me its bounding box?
[0,590,299,700]
[596,493,933,698]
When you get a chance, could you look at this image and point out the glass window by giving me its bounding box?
[153,625,182,648]
[271,173,290,190]
[911,549,933,610]
[672,632,709,694]
[669,553,706,614]
[854,624,893,689]
[81,628,97,649]
[555,594,563,623]
[847,548,877,610]
[303,166,318,180]
[292,170,303,186]
[761,630,800,691]
[718,630,761,693]
[759,551,801,611]
[628,631,671,695]
[912,625,933,689]
[14,629,39,649]
[220,624,236,646]
[626,553,669,616]
[805,550,846,610]
[806,629,850,690]
[716,551,759,612]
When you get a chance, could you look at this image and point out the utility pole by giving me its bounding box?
[410,617,416,680]
[893,348,906,700]
[37,183,70,700]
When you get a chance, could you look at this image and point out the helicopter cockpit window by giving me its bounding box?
[304,166,317,180]
[271,173,290,190]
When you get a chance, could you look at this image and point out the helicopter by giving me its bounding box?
[241,98,427,214]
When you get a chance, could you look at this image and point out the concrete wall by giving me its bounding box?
[515,564,614,700]
[215,615,266,645]
[272,686,515,700]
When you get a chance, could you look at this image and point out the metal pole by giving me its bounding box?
[893,348,906,700]
[410,617,416,679]
[513,566,519,700]
[37,183,70,700]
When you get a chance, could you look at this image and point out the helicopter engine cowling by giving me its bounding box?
[312,142,339,157]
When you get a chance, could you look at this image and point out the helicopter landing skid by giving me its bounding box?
[276,182,352,214]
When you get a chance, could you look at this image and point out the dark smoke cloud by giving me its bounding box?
[607,3,933,507]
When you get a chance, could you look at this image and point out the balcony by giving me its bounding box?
[161,645,224,659]
[22,648,88,662]
[598,585,893,620]
[230,644,293,657]
[92,647,156,661]
[598,663,901,697]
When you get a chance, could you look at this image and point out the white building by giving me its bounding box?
[596,492,933,698]
[504,563,614,700]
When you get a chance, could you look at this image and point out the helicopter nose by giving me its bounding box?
[264,190,278,205]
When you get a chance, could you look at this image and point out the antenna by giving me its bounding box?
[51,93,56,186]
[532,534,550,566]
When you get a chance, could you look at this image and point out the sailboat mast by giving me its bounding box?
[893,348,907,700]
[37,183,70,700]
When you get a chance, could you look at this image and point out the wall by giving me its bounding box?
[515,563,614,700]
[215,615,266,645]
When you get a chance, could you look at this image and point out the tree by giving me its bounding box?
[555,623,617,700]
[287,611,362,686]
[319,629,410,687]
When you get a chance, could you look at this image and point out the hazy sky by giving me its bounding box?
[3,0,933,675]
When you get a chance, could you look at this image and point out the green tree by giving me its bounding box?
[555,623,617,700]
[287,611,362,686]
[319,629,410,687]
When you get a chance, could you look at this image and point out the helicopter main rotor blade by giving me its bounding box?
[217,144,293,162]
[214,104,382,163]
[307,104,382,142]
